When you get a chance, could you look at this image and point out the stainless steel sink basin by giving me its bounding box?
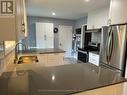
[18,56,39,64]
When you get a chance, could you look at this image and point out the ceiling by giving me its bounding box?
[26,0,110,20]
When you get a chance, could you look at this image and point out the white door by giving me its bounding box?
[59,26,72,57]
[36,23,54,49]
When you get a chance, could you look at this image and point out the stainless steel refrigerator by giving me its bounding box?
[100,24,127,77]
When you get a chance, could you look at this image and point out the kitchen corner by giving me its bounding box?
[0,0,127,95]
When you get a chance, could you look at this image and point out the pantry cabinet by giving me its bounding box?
[0,0,27,41]
[36,22,54,49]
[109,0,127,24]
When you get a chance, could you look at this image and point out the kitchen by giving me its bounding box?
[0,0,127,95]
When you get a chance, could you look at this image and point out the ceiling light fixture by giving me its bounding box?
[85,0,90,2]
[52,12,56,16]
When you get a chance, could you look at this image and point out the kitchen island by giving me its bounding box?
[18,48,65,66]
[0,63,126,95]
[18,48,65,54]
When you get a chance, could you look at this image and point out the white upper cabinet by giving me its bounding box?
[109,0,127,24]
[36,23,54,49]
[87,6,110,29]
[0,0,27,41]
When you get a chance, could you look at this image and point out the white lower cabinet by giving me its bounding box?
[0,50,15,75]
[38,54,47,65]
[89,52,100,66]
[38,53,64,66]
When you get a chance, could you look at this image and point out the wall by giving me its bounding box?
[0,41,15,76]
[24,16,75,48]
[87,5,110,29]
[75,16,87,29]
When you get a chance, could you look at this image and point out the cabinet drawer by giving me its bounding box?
[89,52,99,66]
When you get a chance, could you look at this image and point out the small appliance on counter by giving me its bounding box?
[100,24,127,77]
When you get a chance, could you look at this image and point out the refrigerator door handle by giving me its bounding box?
[106,30,109,63]
[108,29,114,62]
[106,27,114,63]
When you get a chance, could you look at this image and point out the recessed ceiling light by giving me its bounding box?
[52,12,56,16]
[85,0,90,2]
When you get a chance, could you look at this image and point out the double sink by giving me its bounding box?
[17,56,39,64]
[14,43,39,64]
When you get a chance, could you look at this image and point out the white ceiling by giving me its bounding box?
[26,0,110,20]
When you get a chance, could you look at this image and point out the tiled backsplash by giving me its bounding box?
[0,41,15,76]
[0,41,5,59]
[0,41,5,76]
[4,41,15,55]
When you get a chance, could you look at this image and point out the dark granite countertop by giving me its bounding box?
[0,63,126,95]
[18,48,65,54]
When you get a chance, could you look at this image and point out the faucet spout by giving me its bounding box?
[14,43,27,64]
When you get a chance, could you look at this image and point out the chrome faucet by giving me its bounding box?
[14,43,27,64]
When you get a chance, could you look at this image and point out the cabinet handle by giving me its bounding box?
[60,43,62,46]
[44,35,46,40]
[21,24,25,33]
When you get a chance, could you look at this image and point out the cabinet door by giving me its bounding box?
[47,54,57,66]
[45,37,54,48]
[57,53,64,65]
[45,23,54,37]
[36,23,54,49]
[45,23,54,48]
[109,0,127,24]
[47,53,64,66]
[36,23,46,48]
[37,54,47,64]
[0,0,27,41]
[87,7,109,29]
